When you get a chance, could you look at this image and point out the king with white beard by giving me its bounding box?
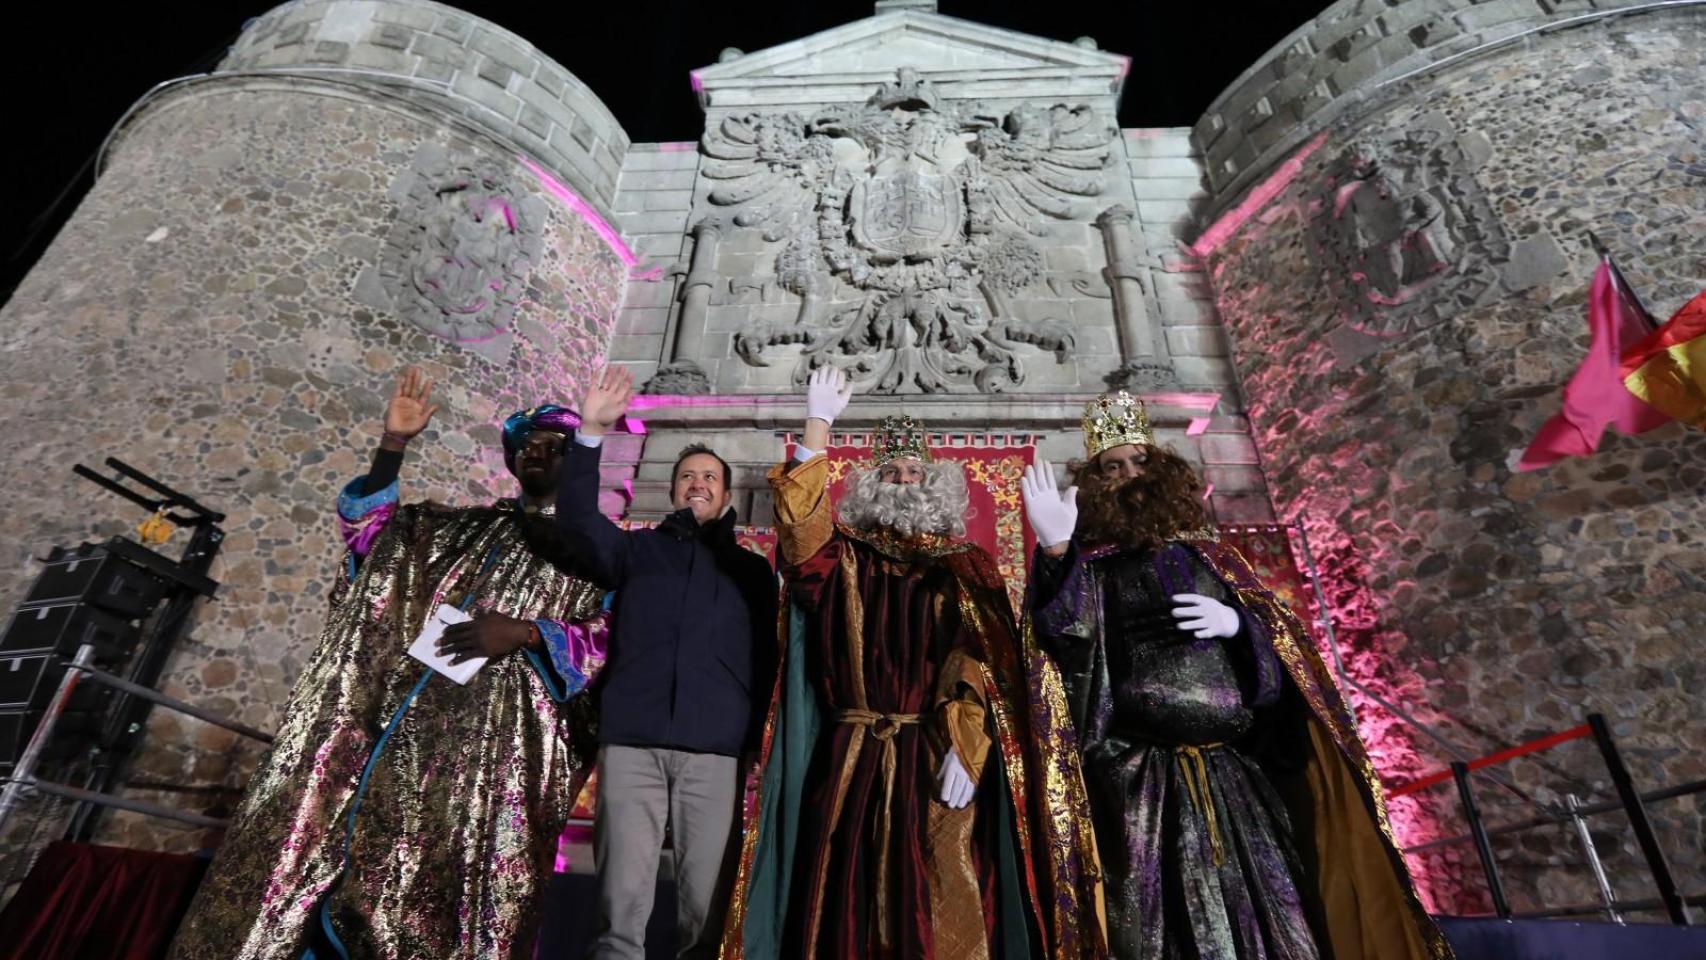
[720,368,1105,960]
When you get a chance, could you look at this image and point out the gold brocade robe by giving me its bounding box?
[169,500,607,960]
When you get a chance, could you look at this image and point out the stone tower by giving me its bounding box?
[0,0,635,857]
[1190,0,1706,917]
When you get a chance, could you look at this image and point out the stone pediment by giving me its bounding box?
[693,9,1129,110]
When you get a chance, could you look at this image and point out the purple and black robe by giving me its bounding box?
[1031,538,1452,960]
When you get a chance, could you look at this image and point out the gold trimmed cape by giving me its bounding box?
[1194,538,1451,960]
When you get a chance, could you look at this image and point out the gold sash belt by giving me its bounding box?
[1177,743,1227,867]
[836,709,924,948]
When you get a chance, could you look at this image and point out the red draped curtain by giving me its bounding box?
[0,841,209,960]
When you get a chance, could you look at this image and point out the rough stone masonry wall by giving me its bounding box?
[0,81,626,861]
[1201,10,1706,917]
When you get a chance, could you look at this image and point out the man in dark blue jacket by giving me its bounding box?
[557,365,777,960]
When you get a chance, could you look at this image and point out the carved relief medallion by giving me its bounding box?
[379,144,547,346]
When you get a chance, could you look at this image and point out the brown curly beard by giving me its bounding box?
[1072,446,1209,553]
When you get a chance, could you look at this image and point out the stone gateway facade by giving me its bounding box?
[0,0,1700,921]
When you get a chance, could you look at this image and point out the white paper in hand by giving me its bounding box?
[407,604,486,685]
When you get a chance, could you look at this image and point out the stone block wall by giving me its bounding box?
[0,74,627,862]
[608,143,701,387]
[223,0,629,217]
[612,121,1273,525]
[1120,128,1271,523]
[1192,0,1691,212]
[658,126,1150,398]
[610,12,1276,525]
[690,7,1127,112]
[1197,7,1706,916]
[646,17,1154,400]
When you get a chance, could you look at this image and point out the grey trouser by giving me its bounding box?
[589,744,741,960]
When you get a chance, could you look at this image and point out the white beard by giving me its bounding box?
[837,463,969,538]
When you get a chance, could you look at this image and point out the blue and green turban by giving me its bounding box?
[501,404,581,468]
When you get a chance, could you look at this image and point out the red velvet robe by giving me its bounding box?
[783,526,1006,959]
[720,455,1106,960]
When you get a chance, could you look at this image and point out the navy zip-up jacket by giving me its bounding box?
[555,439,776,757]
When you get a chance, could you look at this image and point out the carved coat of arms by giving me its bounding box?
[701,68,1115,393]
[1306,122,1508,337]
[380,144,546,347]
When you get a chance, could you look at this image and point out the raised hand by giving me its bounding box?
[1021,459,1078,549]
[805,365,853,425]
[384,367,441,443]
[578,366,635,436]
[1171,593,1240,640]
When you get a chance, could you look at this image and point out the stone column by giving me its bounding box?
[644,216,723,395]
[1096,205,1175,390]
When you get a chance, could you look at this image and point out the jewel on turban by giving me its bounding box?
[501,404,581,468]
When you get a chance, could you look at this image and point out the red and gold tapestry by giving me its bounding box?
[1217,524,1317,632]
[818,439,1037,614]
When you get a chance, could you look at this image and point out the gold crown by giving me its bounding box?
[1082,391,1155,460]
[873,415,932,467]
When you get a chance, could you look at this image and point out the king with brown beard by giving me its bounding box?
[720,367,1105,960]
[1021,392,1453,960]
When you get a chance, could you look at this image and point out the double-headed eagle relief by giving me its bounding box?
[702,68,1116,393]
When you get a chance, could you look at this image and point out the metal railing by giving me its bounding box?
[0,641,273,838]
[1392,712,1701,926]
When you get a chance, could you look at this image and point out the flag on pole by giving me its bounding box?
[1621,288,1706,430]
[1516,253,1672,471]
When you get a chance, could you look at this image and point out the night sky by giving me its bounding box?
[1,1,1326,301]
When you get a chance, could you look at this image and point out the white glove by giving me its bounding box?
[938,747,976,809]
[1171,593,1241,640]
[1020,460,1078,548]
[805,365,852,425]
